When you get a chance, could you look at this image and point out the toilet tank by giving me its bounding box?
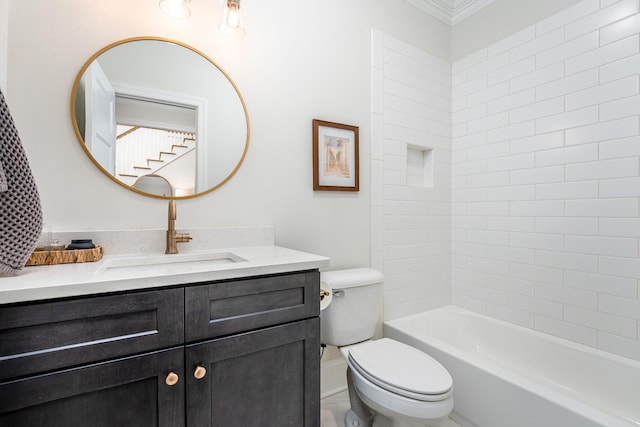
[320,268,384,347]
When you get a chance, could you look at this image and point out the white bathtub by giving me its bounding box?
[384,306,640,427]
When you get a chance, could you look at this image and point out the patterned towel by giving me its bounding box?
[0,89,43,274]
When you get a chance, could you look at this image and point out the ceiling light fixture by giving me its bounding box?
[218,0,245,36]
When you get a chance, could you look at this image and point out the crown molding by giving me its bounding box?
[404,0,496,25]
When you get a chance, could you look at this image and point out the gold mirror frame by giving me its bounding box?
[70,36,250,200]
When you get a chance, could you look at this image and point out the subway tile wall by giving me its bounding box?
[371,30,453,321]
[452,0,640,361]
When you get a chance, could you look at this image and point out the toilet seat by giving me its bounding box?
[347,338,453,402]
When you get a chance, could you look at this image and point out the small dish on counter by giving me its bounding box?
[67,240,96,250]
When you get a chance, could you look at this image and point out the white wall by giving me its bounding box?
[452,0,640,361]
[0,0,8,92]
[451,0,583,60]
[371,31,453,321]
[4,0,449,270]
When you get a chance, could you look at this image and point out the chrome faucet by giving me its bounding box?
[165,200,192,254]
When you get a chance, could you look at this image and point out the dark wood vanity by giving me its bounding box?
[0,269,320,426]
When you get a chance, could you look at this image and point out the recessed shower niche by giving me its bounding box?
[406,144,434,188]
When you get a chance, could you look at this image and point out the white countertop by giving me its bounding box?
[0,246,330,304]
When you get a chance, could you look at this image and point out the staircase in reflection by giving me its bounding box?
[116,126,195,186]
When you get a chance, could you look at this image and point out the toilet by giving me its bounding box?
[320,268,453,427]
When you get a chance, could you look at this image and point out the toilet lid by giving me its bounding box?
[347,338,452,400]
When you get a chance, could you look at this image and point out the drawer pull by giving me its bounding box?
[194,366,207,380]
[165,372,179,386]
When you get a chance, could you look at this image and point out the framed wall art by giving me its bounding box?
[312,119,359,191]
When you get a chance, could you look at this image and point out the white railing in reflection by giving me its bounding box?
[116,127,195,181]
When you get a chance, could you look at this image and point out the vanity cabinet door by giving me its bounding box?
[0,347,185,427]
[185,317,320,427]
[185,270,319,341]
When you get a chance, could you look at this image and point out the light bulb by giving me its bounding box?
[218,0,245,36]
[226,3,240,28]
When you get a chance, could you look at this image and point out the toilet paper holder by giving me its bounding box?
[320,289,344,300]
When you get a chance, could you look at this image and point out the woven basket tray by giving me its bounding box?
[26,246,103,266]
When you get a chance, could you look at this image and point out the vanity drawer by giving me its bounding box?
[0,288,184,381]
[185,270,319,341]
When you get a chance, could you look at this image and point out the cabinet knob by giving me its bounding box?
[194,366,207,380]
[165,372,179,386]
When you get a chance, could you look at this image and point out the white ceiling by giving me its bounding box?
[404,0,496,25]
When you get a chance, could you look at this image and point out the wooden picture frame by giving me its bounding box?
[312,119,359,191]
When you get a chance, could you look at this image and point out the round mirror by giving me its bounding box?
[71,37,249,199]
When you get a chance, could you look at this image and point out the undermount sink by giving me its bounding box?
[98,251,247,276]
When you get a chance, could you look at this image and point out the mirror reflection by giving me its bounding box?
[71,37,249,199]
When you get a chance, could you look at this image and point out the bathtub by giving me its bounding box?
[384,306,640,427]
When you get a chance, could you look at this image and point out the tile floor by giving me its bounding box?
[321,389,461,427]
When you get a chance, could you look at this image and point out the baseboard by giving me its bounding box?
[450,411,477,427]
[320,356,347,398]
